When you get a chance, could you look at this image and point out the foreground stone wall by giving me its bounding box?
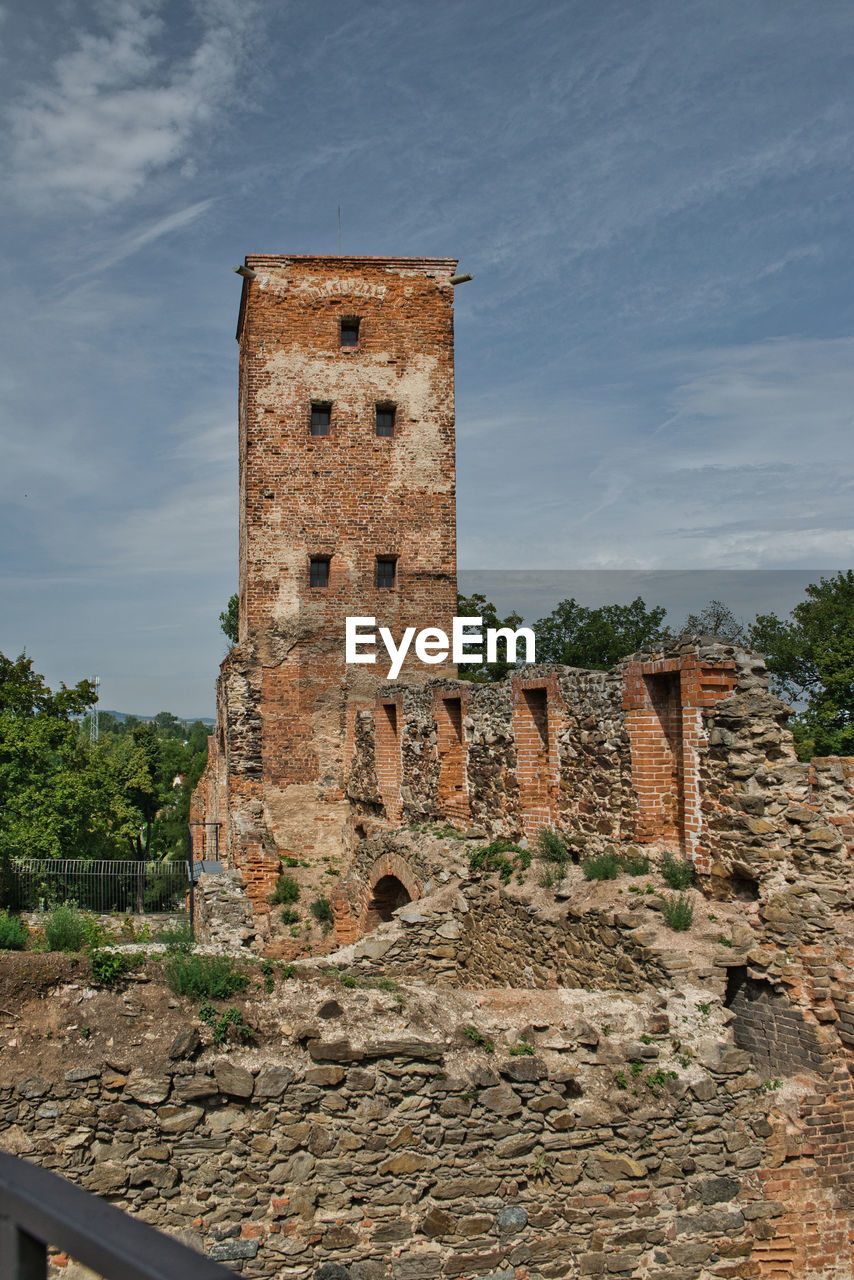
[2,993,827,1280]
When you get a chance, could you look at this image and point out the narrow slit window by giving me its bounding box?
[309,557,330,588]
[340,318,360,347]
[376,557,396,589]
[310,403,331,436]
[376,405,396,437]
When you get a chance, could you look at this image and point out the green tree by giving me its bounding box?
[0,654,115,860]
[148,720,211,860]
[113,723,162,859]
[533,596,671,670]
[0,651,213,867]
[681,599,746,644]
[456,593,527,683]
[749,571,854,758]
[220,593,239,648]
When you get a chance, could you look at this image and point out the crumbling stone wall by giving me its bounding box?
[2,996,832,1280]
[347,643,760,864]
[193,873,259,951]
[348,664,633,848]
[343,882,677,994]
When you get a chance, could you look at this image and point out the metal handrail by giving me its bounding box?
[0,1153,230,1280]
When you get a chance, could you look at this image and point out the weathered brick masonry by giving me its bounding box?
[346,643,746,873]
[195,256,459,904]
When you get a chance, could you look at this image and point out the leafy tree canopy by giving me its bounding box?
[533,596,671,670]
[0,652,210,864]
[680,599,747,644]
[748,570,854,758]
[456,592,526,683]
[0,654,111,862]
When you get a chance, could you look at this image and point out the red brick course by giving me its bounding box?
[623,654,737,873]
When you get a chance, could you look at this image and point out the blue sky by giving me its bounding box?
[1,0,852,715]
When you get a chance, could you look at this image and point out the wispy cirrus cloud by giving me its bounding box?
[7,0,254,210]
[58,197,217,282]
[457,335,854,571]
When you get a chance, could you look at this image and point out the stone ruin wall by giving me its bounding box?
[343,642,756,880]
[343,641,854,900]
[345,663,632,853]
[184,637,854,1275]
[3,977,845,1280]
[332,639,854,1278]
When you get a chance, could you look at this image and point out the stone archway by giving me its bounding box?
[361,851,421,934]
[368,874,411,924]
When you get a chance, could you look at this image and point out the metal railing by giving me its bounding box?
[10,860,190,915]
[0,1152,230,1280]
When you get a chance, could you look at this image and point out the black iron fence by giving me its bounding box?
[10,859,191,915]
[0,1150,230,1280]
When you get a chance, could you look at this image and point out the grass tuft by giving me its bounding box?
[582,852,621,881]
[270,874,300,905]
[44,903,88,952]
[661,893,694,931]
[660,854,694,890]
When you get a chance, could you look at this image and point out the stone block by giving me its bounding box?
[213,1060,254,1098]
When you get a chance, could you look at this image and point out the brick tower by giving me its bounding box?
[193,256,460,904]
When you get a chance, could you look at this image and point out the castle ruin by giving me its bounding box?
[181,254,854,1277]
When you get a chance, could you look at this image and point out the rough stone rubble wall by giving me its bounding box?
[346,644,755,859]
[4,1021,811,1280]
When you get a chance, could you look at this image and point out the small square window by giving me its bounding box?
[376,405,396,437]
[310,403,331,436]
[376,557,396,589]
[340,318,360,347]
[310,557,330,588]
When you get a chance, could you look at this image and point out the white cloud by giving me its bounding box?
[63,198,217,279]
[8,0,253,209]
[457,336,854,571]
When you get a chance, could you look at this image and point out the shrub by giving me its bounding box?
[662,893,694,931]
[44,903,88,952]
[270,874,300,905]
[90,948,144,986]
[280,907,300,925]
[469,839,530,884]
[619,852,650,876]
[310,896,333,927]
[157,919,194,953]
[537,827,572,870]
[81,915,106,949]
[660,854,694,890]
[582,852,621,881]
[0,910,27,950]
[163,952,248,999]
[199,1002,254,1045]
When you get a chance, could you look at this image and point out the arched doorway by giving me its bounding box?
[368,874,411,924]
